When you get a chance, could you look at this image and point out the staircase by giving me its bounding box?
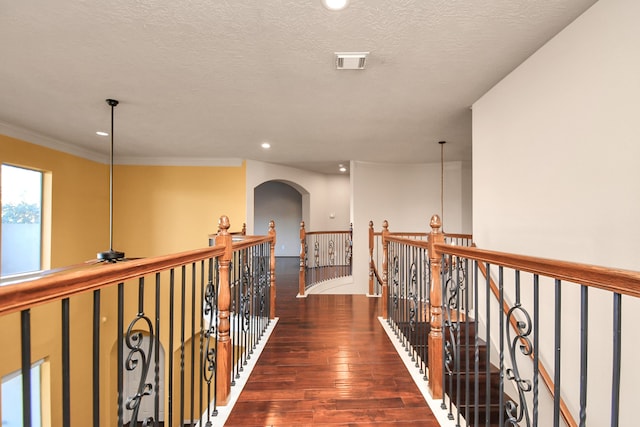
[395,320,514,427]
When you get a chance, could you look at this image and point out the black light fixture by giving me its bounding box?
[97,99,125,261]
[439,140,446,229]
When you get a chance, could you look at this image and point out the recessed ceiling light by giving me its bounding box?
[261,142,271,149]
[339,165,347,172]
[322,0,349,11]
[96,131,108,136]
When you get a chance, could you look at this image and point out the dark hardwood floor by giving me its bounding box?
[224,257,439,426]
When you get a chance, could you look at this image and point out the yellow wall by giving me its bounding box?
[0,134,109,267]
[0,134,247,426]
[114,164,246,257]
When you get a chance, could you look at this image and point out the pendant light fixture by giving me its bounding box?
[97,99,125,261]
[438,140,446,230]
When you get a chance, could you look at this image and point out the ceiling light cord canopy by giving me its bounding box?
[97,99,125,262]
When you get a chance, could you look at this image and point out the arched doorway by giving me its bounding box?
[254,181,304,257]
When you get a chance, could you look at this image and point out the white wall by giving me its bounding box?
[351,160,472,294]
[472,0,639,424]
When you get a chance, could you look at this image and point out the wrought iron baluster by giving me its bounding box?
[504,269,532,427]
[611,293,622,427]
[124,277,155,427]
[21,309,32,427]
[190,263,197,426]
[328,238,335,267]
[198,261,205,423]
[62,298,70,427]
[168,270,174,426]
[499,267,505,427]
[203,258,218,424]
[93,290,101,427]
[442,255,457,420]
[553,279,562,427]
[485,264,491,427]
[117,283,124,427]
[154,273,161,426]
[533,274,539,426]
[180,267,186,426]
[473,262,480,427]
[579,285,588,427]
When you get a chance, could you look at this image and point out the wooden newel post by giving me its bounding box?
[268,220,276,319]
[368,221,374,295]
[427,214,445,399]
[299,221,306,296]
[381,220,389,319]
[215,215,233,405]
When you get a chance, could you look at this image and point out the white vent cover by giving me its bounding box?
[335,52,369,70]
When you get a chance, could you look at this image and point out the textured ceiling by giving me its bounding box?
[0,0,597,174]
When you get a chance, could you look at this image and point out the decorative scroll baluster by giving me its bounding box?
[124,277,155,427]
[314,241,320,267]
[240,261,252,334]
[328,239,335,266]
[345,237,352,267]
[269,220,276,320]
[258,247,269,318]
[408,260,418,334]
[504,271,533,427]
[154,272,161,425]
[392,255,400,311]
[381,220,389,319]
[441,255,459,420]
[203,258,218,424]
[299,221,306,296]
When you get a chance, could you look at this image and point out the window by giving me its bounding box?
[1,361,45,427]
[1,164,43,277]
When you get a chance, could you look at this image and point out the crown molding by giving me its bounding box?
[115,156,243,167]
[0,122,108,163]
[0,122,243,167]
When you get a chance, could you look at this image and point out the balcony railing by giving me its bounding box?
[298,221,352,296]
[0,216,275,427]
[368,219,472,296]
[380,214,639,426]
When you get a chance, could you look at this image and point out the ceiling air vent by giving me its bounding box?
[335,52,369,70]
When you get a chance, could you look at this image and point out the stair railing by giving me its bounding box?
[382,214,639,426]
[298,221,352,296]
[0,215,276,427]
[370,219,469,297]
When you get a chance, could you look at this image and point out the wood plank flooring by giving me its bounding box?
[223,257,439,426]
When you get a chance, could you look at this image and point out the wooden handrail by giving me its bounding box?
[0,245,226,316]
[0,232,281,318]
[386,231,621,292]
[433,243,640,299]
[476,261,577,427]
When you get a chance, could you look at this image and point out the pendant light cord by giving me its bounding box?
[109,103,114,251]
[439,140,446,228]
